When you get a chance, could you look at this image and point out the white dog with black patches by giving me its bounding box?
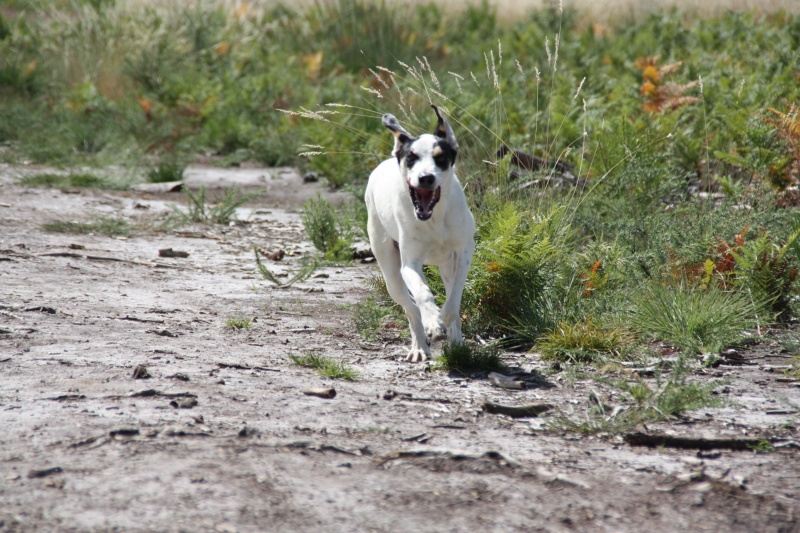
[365,105,475,362]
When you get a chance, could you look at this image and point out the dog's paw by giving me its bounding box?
[404,348,429,363]
[425,323,447,343]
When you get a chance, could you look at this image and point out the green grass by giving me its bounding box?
[225,317,252,329]
[551,359,726,434]
[171,186,264,225]
[19,172,120,189]
[433,342,506,374]
[254,247,318,287]
[538,319,634,365]
[146,160,185,183]
[289,352,358,381]
[4,1,800,374]
[631,282,759,355]
[42,216,130,237]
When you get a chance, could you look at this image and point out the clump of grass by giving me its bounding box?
[434,341,506,374]
[146,160,185,183]
[551,359,726,434]
[254,247,318,287]
[631,282,758,355]
[172,186,264,225]
[538,319,634,365]
[352,274,405,339]
[42,215,130,237]
[20,172,117,189]
[225,316,252,329]
[301,195,354,261]
[289,351,358,381]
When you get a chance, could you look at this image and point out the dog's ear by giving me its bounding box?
[382,114,413,157]
[431,105,458,152]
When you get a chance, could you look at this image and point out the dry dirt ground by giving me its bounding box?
[1,163,799,532]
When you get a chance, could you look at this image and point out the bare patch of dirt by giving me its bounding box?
[1,164,798,532]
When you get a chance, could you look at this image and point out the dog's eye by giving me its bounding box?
[406,153,418,166]
[434,154,448,168]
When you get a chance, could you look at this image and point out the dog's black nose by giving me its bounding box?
[418,174,435,188]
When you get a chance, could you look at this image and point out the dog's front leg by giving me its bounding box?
[440,244,474,345]
[400,261,447,345]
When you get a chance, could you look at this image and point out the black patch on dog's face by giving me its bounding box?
[434,139,457,168]
[395,138,416,165]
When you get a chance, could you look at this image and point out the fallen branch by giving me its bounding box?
[217,362,281,372]
[38,252,187,270]
[624,431,768,450]
[303,387,336,399]
[377,448,520,468]
[482,401,553,418]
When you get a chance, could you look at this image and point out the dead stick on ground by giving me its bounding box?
[303,387,336,399]
[623,431,769,450]
[38,252,187,270]
[482,401,553,418]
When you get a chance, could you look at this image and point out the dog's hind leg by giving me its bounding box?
[371,238,430,362]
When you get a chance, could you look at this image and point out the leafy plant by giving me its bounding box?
[301,195,355,261]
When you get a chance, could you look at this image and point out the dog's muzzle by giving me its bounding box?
[408,183,441,221]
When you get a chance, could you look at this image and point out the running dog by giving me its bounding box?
[365,105,475,362]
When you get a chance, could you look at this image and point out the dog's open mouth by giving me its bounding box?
[408,185,441,221]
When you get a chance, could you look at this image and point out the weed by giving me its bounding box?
[20,172,119,190]
[631,281,758,355]
[254,247,318,287]
[172,186,264,225]
[42,215,130,237]
[433,341,506,374]
[538,319,634,365]
[352,275,406,339]
[748,440,775,454]
[225,317,252,329]
[551,359,725,434]
[146,160,185,183]
[301,195,355,261]
[289,352,358,381]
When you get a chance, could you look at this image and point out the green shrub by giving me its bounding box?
[538,319,634,365]
[434,341,506,374]
[631,281,758,354]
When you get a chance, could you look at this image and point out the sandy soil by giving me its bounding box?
[1,163,799,532]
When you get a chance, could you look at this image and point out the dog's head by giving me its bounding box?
[382,105,458,221]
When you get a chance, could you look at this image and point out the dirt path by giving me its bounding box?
[1,164,798,532]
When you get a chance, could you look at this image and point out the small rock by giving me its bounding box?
[159,248,190,258]
[303,171,319,183]
[169,373,190,381]
[238,426,261,438]
[170,397,198,409]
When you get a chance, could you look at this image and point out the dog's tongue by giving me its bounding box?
[415,188,436,217]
